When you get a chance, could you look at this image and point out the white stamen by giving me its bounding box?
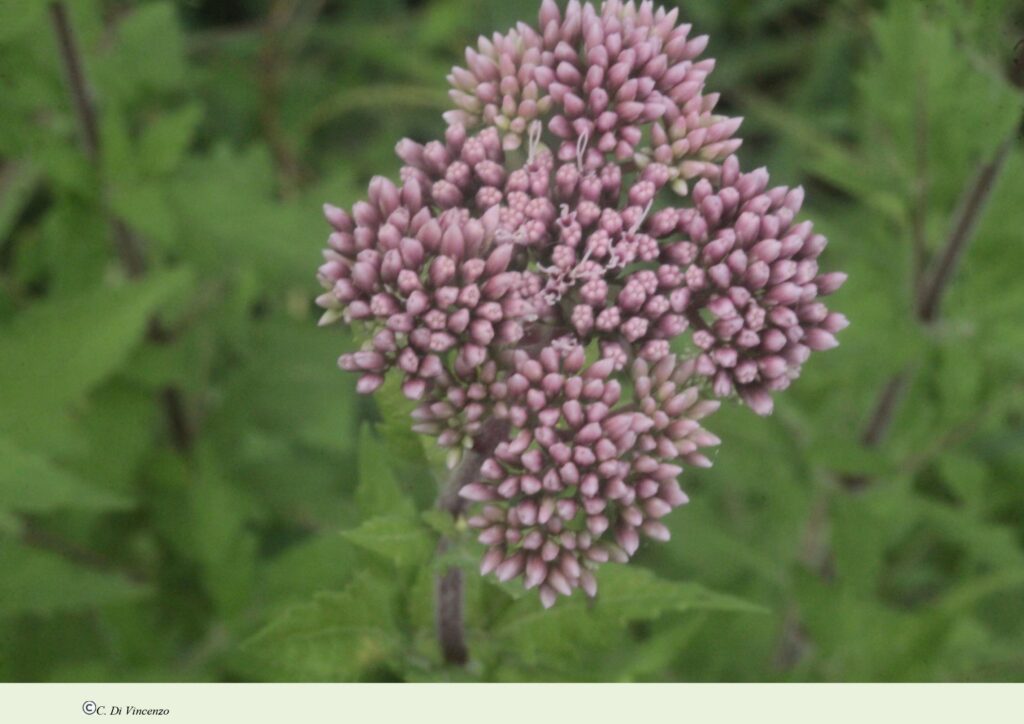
[569,243,597,281]
[551,335,580,352]
[606,248,626,271]
[575,129,590,173]
[629,199,655,235]
[527,120,543,165]
[495,227,529,245]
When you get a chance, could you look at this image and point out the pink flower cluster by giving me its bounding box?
[458,347,719,607]
[317,0,846,607]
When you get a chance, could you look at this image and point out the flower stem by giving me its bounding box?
[435,418,509,666]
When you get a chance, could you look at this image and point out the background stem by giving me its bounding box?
[49,1,193,452]
[50,1,148,278]
[840,128,1017,490]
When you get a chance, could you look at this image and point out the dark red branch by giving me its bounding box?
[843,131,1016,490]
[49,2,192,452]
[435,419,509,666]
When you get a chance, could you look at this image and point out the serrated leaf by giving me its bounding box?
[109,181,179,248]
[807,435,889,476]
[0,162,40,242]
[138,104,203,176]
[420,509,456,537]
[259,534,362,609]
[372,373,442,509]
[519,565,763,625]
[37,200,112,297]
[499,565,764,634]
[937,452,987,510]
[853,3,1021,240]
[0,538,148,617]
[373,373,443,471]
[211,321,359,454]
[0,0,44,42]
[239,573,401,681]
[69,382,159,496]
[356,424,414,517]
[0,270,192,449]
[0,435,131,514]
[341,513,434,568]
[189,456,257,616]
[486,565,763,677]
[103,2,186,98]
[167,146,318,286]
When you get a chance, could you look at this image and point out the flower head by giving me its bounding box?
[317,0,847,606]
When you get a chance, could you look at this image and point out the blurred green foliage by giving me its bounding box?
[1,0,1022,682]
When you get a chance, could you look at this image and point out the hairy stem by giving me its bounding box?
[915,135,1015,323]
[435,418,509,666]
[258,0,304,196]
[49,2,193,452]
[859,372,909,449]
[49,3,98,160]
[50,2,147,278]
[20,518,149,584]
[842,130,1016,487]
[781,122,1021,672]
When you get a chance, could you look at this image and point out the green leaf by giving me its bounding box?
[373,373,443,509]
[420,509,456,537]
[486,565,764,676]
[0,435,131,514]
[0,162,40,242]
[68,382,160,496]
[606,571,763,616]
[188,457,257,616]
[373,372,433,468]
[356,424,414,518]
[167,146,318,286]
[0,270,191,448]
[259,534,362,609]
[614,615,710,681]
[914,498,1024,572]
[138,104,203,176]
[0,0,44,43]
[37,201,112,297]
[853,3,1021,239]
[108,181,179,249]
[0,538,147,617]
[341,513,434,568]
[210,321,359,454]
[937,452,988,510]
[102,2,186,99]
[239,573,402,681]
[806,435,889,477]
